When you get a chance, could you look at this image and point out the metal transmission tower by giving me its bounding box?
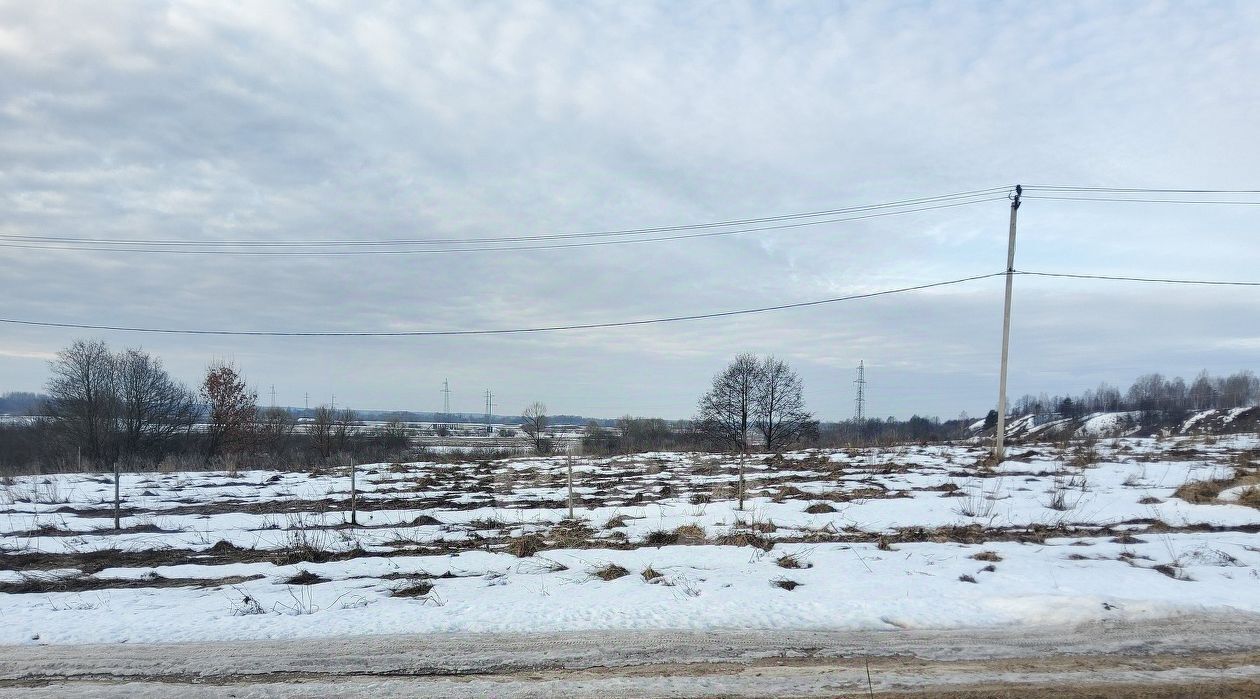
[442,379,451,422]
[484,389,494,434]
[854,360,867,423]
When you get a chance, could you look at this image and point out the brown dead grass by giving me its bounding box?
[714,530,774,551]
[391,580,434,597]
[672,523,706,543]
[509,534,545,558]
[591,563,629,581]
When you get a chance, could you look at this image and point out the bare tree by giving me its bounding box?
[116,348,196,460]
[333,407,359,455]
[258,406,298,459]
[311,405,335,458]
[754,356,816,452]
[521,402,549,453]
[201,363,257,461]
[45,340,119,465]
[696,353,760,454]
[375,416,410,453]
[1189,370,1216,410]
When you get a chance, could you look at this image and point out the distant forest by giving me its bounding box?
[1008,370,1260,419]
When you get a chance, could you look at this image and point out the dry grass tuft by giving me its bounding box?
[1152,563,1192,581]
[604,515,628,529]
[958,574,978,584]
[715,530,774,551]
[1237,487,1260,509]
[673,523,706,543]
[775,552,811,569]
[591,563,630,581]
[1175,480,1225,504]
[641,566,664,582]
[391,579,434,597]
[509,534,545,558]
[772,485,807,503]
[283,569,327,585]
[970,550,1002,562]
[771,577,800,591]
[748,518,778,533]
[549,520,595,549]
[644,530,679,547]
[804,502,836,514]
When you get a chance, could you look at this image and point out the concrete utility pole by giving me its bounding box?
[993,185,1022,463]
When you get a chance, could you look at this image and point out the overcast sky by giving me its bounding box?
[2,1,1258,421]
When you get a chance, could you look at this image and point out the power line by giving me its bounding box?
[1016,270,1260,286]
[1023,185,1260,194]
[0,195,1009,256]
[1022,195,1260,205]
[0,272,1005,337]
[0,187,1010,249]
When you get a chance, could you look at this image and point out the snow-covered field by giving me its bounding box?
[3,435,1260,646]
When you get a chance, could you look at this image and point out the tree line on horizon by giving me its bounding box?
[1007,370,1260,420]
[2,339,1258,475]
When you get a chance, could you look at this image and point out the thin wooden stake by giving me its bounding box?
[350,456,358,526]
[865,657,874,698]
[567,452,575,520]
[113,459,121,532]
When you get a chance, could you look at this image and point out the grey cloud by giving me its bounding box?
[1,1,1258,419]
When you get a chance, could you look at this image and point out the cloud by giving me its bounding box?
[1,1,1258,419]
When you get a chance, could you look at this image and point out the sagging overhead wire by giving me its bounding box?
[1020,184,1260,205]
[1015,270,1260,287]
[0,272,1006,337]
[0,189,1011,255]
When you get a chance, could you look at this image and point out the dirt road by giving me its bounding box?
[3,614,1259,697]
